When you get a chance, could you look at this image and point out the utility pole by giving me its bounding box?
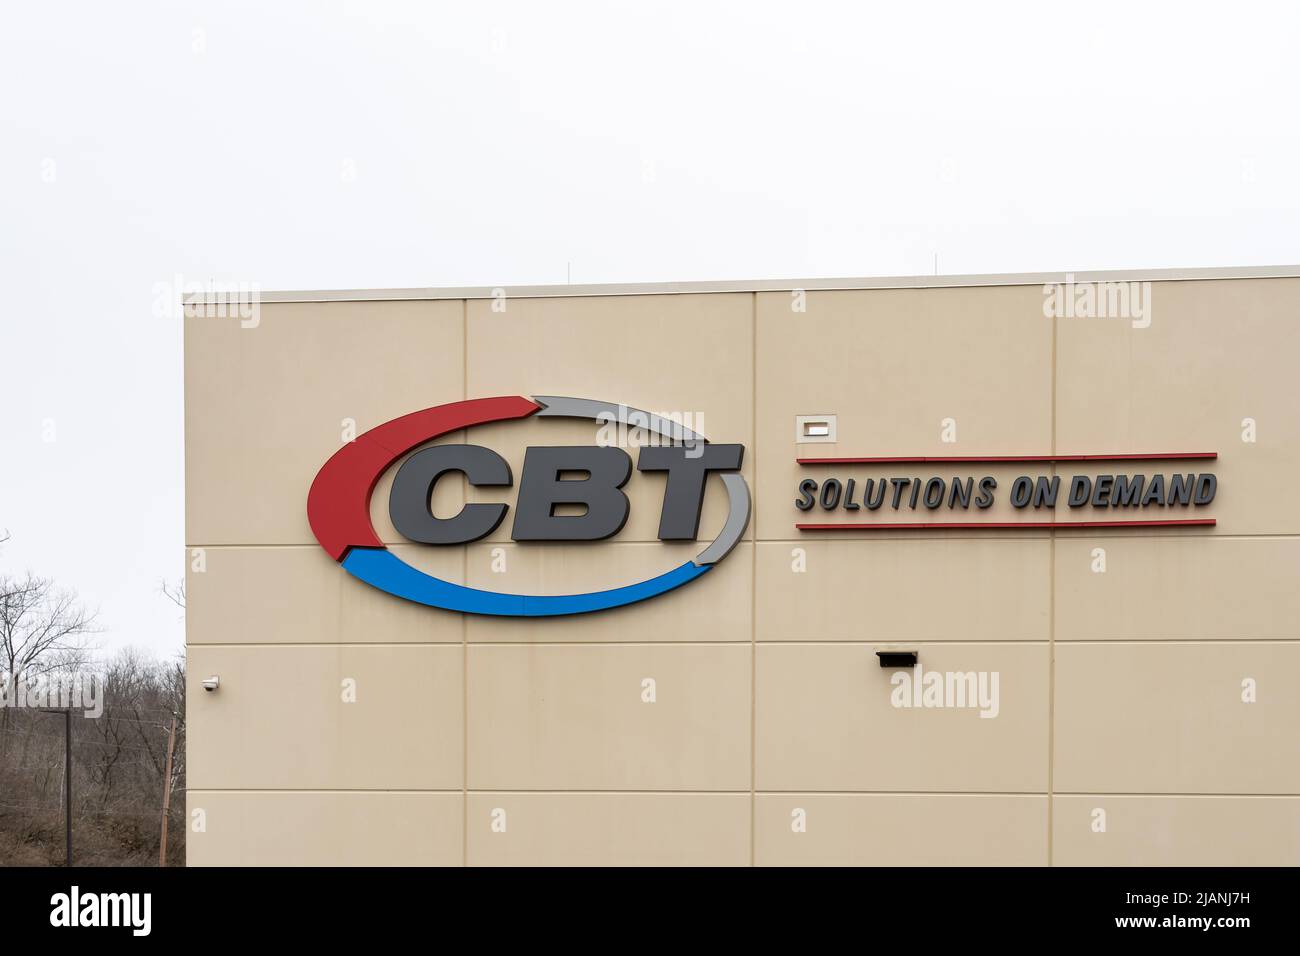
[62,709,71,866]
[39,708,72,866]
[159,715,178,867]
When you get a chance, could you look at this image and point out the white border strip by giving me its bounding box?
[184,264,1300,305]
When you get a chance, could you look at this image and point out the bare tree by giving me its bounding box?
[160,577,185,613]
[0,574,97,683]
[0,547,186,865]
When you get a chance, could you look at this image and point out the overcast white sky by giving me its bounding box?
[2,1,1298,659]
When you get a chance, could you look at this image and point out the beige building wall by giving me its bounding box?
[184,269,1300,866]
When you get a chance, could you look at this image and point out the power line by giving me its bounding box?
[0,726,170,755]
[0,800,182,818]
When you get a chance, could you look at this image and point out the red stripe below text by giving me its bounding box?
[796,452,1218,465]
[796,519,1217,531]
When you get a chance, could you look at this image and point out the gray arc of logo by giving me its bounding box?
[531,395,750,566]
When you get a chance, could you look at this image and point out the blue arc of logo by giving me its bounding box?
[342,547,711,617]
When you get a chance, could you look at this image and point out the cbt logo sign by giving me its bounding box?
[308,396,749,617]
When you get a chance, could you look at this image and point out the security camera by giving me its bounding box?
[201,676,220,692]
